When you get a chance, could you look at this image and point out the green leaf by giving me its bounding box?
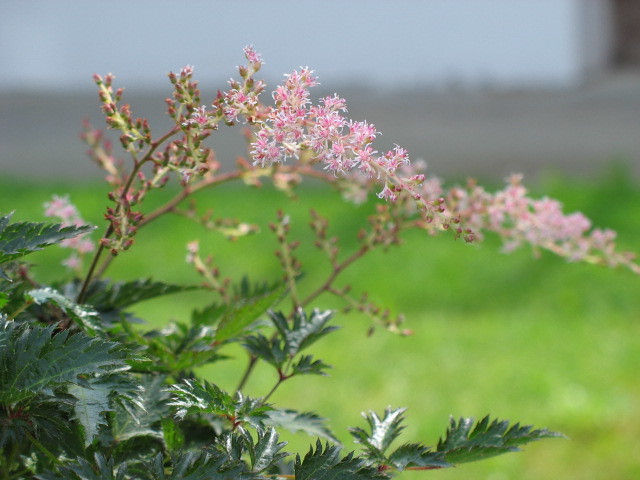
[350,407,406,462]
[243,427,289,473]
[243,309,337,373]
[295,440,387,480]
[270,309,337,356]
[69,373,144,447]
[387,443,450,471]
[0,319,128,405]
[291,354,331,376]
[265,409,339,443]
[128,320,225,375]
[86,278,199,311]
[111,375,169,442]
[0,292,8,309]
[162,417,185,452]
[215,283,285,344]
[0,212,94,265]
[27,287,104,334]
[437,416,564,465]
[243,333,287,369]
[167,379,272,428]
[37,453,127,480]
[138,450,249,480]
[68,382,112,447]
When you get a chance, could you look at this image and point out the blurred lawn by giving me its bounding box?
[2,165,639,480]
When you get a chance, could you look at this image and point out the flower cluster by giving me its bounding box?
[446,174,638,272]
[79,45,638,277]
[44,195,94,270]
[218,45,266,124]
[249,68,461,236]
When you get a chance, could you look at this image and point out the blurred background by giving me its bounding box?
[1,2,640,480]
[2,0,640,180]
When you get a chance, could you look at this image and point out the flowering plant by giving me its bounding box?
[0,46,637,479]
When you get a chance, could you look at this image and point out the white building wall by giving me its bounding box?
[0,0,614,92]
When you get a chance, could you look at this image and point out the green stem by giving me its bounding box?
[25,431,60,466]
[235,354,258,394]
[76,225,112,303]
[6,300,33,321]
[261,377,285,405]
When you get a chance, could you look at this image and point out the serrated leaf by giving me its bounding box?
[295,440,387,480]
[270,309,337,356]
[350,407,406,462]
[86,278,199,312]
[167,379,271,428]
[68,382,112,447]
[69,373,144,447]
[265,409,339,443]
[243,427,289,472]
[243,333,287,369]
[36,453,127,480]
[0,319,128,405]
[388,443,450,471]
[130,320,226,375]
[437,416,563,465]
[0,212,94,265]
[27,287,104,334]
[291,354,331,376]
[138,450,249,480]
[111,375,169,442]
[215,283,285,344]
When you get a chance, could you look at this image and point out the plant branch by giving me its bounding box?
[235,354,258,395]
[300,244,369,308]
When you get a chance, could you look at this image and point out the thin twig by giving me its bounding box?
[300,244,369,307]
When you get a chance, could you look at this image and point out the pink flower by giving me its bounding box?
[377,182,398,202]
[44,194,95,269]
[243,45,263,67]
[180,65,194,78]
[44,195,78,222]
[182,105,210,127]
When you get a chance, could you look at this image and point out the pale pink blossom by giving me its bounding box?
[182,105,210,127]
[180,65,194,78]
[44,195,95,270]
[243,45,263,67]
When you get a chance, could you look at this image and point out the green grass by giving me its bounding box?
[2,165,640,479]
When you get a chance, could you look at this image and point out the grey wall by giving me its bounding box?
[0,0,614,93]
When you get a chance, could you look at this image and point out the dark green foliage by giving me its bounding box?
[294,440,387,480]
[244,309,336,378]
[0,205,561,478]
[167,379,272,429]
[27,287,104,335]
[214,281,286,344]
[84,279,199,312]
[270,309,337,355]
[350,408,561,472]
[36,453,127,480]
[436,416,564,464]
[0,320,127,405]
[350,407,407,463]
[0,318,133,450]
[0,212,93,270]
[350,408,448,471]
[121,319,226,375]
[136,450,250,480]
[387,443,450,471]
[239,427,289,472]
